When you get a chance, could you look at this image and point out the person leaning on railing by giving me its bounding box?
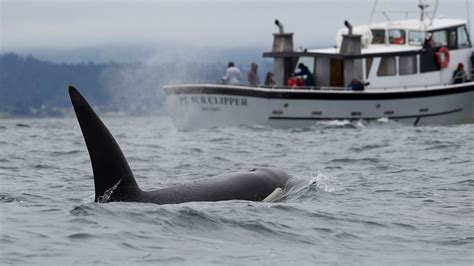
[294,63,316,86]
[347,79,370,91]
[264,72,276,87]
[222,62,242,85]
[452,63,468,84]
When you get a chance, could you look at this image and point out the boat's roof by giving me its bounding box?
[368,18,467,31]
[264,17,470,58]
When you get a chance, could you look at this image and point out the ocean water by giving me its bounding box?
[0,116,473,265]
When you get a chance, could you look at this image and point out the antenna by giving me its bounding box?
[430,0,439,26]
[467,0,472,34]
[369,0,379,23]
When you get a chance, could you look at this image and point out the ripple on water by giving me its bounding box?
[120,242,141,250]
[32,164,58,169]
[451,179,474,186]
[445,237,474,246]
[209,137,232,142]
[212,156,231,162]
[50,150,82,157]
[334,232,360,239]
[312,227,334,234]
[15,123,30,128]
[1,234,17,245]
[67,233,96,240]
[348,144,389,153]
[391,222,417,230]
[329,157,381,164]
[70,205,94,216]
[424,144,460,151]
[189,148,203,153]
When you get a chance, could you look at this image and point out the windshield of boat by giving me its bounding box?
[372,29,385,44]
[372,29,423,46]
[408,31,424,46]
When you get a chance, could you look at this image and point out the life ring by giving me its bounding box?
[436,47,450,68]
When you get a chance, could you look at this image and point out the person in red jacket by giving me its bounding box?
[288,73,297,88]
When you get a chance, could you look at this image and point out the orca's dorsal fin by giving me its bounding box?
[69,86,141,202]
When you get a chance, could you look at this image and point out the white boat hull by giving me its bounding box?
[164,83,474,130]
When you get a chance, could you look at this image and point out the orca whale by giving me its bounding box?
[68,86,291,204]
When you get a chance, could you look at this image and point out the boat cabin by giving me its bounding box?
[263,19,472,90]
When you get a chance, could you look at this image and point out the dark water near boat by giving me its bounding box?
[1,116,473,265]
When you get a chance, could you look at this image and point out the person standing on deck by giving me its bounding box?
[247,62,260,86]
[222,62,242,85]
[264,72,276,87]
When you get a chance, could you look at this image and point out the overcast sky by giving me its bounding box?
[1,0,472,53]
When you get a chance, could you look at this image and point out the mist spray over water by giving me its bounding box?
[99,46,227,115]
[98,44,273,115]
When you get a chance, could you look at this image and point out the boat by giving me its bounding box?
[164,0,474,130]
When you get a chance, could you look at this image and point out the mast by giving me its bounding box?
[417,0,439,26]
[369,0,391,24]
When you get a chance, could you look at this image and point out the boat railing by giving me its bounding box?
[258,82,472,91]
[261,85,346,91]
[166,82,471,92]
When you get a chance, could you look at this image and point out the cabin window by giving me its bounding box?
[377,57,396,76]
[409,31,424,46]
[432,30,447,47]
[448,30,458,50]
[372,30,385,44]
[365,57,373,79]
[389,30,406,45]
[399,55,417,75]
[458,26,471,48]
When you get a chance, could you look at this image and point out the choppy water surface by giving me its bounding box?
[0,116,473,265]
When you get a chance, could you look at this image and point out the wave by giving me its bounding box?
[438,236,474,246]
[32,164,59,169]
[348,144,389,153]
[329,157,381,164]
[50,150,82,157]
[450,179,474,186]
[15,123,30,128]
[0,194,27,203]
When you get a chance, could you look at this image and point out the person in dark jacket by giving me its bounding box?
[294,63,316,86]
[347,79,370,91]
[452,63,467,84]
